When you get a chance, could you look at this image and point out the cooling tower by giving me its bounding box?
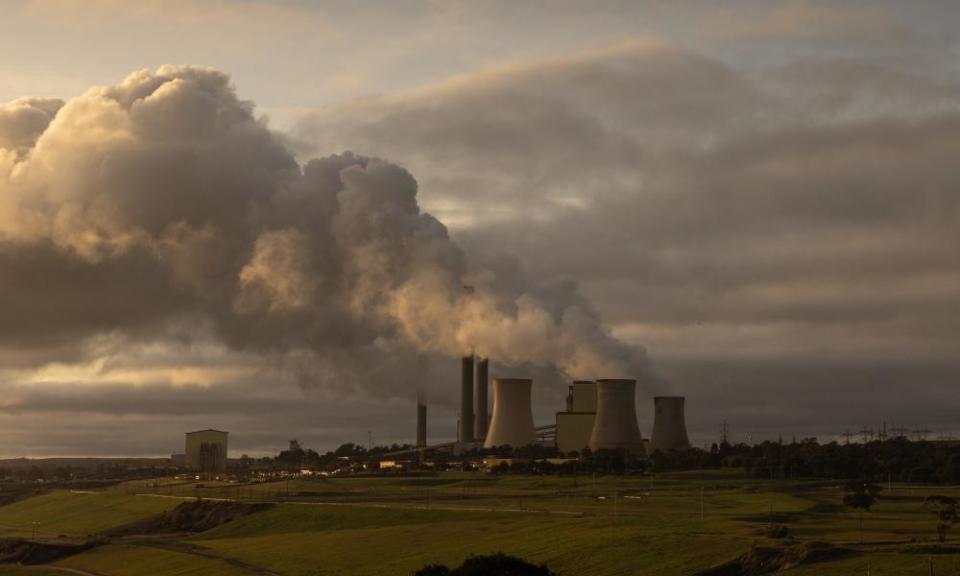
[475,357,489,439]
[483,378,536,448]
[649,396,691,452]
[588,379,644,452]
[459,355,474,443]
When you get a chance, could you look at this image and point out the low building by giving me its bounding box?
[185,429,229,473]
[556,412,596,454]
[556,381,597,453]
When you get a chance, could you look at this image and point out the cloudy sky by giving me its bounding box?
[1,0,959,457]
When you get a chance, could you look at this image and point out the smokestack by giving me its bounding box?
[475,357,489,439]
[459,355,475,443]
[416,396,427,449]
[649,396,691,452]
[483,378,536,448]
[588,379,644,453]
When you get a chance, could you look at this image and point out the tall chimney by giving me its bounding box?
[475,357,489,439]
[459,355,475,443]
[416,396,427,449]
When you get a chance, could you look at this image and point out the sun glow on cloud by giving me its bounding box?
[19,339,261,389]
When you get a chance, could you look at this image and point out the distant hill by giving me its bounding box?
[0,457,171,471]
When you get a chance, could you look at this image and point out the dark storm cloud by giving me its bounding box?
[295,39,960,440]
[0,375,425,457]
[0,64,646,431]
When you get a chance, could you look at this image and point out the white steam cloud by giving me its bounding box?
[0,66,647,396]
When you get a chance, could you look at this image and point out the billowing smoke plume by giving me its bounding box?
[0,66,646,395]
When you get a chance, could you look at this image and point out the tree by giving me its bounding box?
[843,481,882,544]
[276,439,306,471]
[924,495,958,543]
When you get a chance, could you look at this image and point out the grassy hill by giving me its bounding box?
[0,470,957,575]
[0,490,180,538]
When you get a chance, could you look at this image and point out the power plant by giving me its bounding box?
[411,357,692,455]
[588,379,645,453]
[484,378,536,448]
[649,396,692,452]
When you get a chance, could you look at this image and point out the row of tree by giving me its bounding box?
[269,436,960,485]
[655,438,960,484]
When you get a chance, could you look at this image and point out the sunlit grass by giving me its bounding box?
[0,490,179,538]
[5,471,960,575]
[57,544,255,576]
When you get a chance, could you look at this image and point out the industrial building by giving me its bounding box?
[185,429,229,473]
[555,381,597,454]
[649,396,692,452]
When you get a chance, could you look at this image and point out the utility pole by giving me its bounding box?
[842,429,853,445]
[720,420,729,446]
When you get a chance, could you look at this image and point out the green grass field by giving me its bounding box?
[0,569,67,576]
[0,471,958,575]
[0,489,180,538]
[58,544,255,576]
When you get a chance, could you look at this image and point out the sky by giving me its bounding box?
[1,0,959,457]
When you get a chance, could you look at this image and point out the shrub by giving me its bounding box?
[412,553,557,576]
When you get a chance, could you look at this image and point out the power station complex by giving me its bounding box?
[183,357,690,468]
[416,354,692,455]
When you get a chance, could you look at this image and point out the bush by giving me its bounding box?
[412,553,557,576]
[413,565,451,576]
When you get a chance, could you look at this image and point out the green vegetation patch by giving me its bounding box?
[0,568,66,576]
[57,543,257,576]
[0,490,179,538]
[199,514,746,576]
[198,502,501,539]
